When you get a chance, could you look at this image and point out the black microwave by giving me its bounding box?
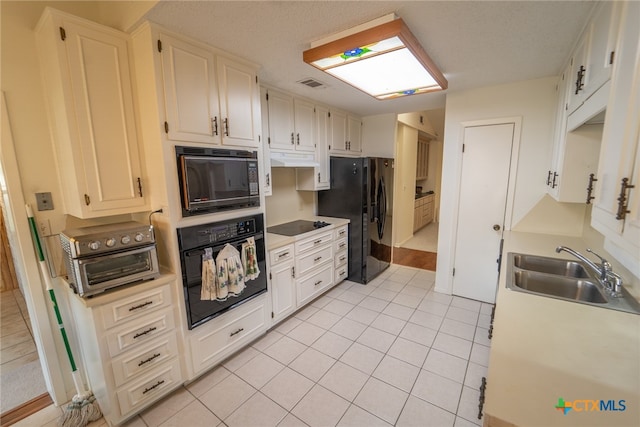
[176,146,260,216]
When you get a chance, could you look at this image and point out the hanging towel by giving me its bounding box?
[200,248,217,300]
[242,237,260,281]
[216,244,245,298]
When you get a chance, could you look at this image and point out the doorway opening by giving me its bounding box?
[393,110,444,271]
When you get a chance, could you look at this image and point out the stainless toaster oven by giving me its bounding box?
[60,221,160,297]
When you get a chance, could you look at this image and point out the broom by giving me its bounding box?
[26,204,102,427]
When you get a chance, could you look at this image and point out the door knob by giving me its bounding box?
[493,224,501,231]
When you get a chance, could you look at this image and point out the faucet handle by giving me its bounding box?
[586,248,609,269]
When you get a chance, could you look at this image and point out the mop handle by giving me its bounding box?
[25,204,78,372]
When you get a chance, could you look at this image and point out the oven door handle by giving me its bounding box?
[184,233,263,258]
[76,244,156,265]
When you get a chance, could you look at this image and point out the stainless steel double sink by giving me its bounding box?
[506,253,640,314]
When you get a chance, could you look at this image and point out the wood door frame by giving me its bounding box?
[436,116,522,296]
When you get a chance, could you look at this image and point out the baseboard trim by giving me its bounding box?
[0,393,53,426]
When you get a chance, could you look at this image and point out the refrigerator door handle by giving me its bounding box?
[377,176,386,240]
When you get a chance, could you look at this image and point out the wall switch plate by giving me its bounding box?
[35,192,54,211]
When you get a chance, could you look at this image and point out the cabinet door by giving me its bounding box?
[315,106,331,189]
[585,2,621,98]
[592,1,640,275]
[294,99,316,152]
[347,116,362,152]
[160,34,220,144]
[259,87,272,196]
[567,35,590,114]
[270,260,295,323]
[63,20,145,214]
[266,90,295,151]
[330,110,348,152]
[217,56,260,147]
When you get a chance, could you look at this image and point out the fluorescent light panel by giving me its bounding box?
[303,18,447,100]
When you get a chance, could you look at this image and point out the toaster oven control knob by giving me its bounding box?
[88,241,101,251]
[105,238,116,248]
[121,235,131,245]
[134,233,144,242]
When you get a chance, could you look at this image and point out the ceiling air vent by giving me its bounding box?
[298,77,325,89]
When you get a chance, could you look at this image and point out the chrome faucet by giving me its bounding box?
[555,246,623,297]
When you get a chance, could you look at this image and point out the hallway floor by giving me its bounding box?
[400,223,439,253]
[0,289,48,414]
[14,265,492,427]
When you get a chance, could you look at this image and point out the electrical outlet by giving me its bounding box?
[38,219,52,237]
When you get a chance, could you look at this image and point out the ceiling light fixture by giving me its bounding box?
[303,14,448,100]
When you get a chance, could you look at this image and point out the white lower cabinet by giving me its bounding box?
[268,244,295,323]
[67,280,182,426]
[187,294,268,378]
[268,222,349,326]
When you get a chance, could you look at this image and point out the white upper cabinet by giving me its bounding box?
[160,34,260,148]
[36,8,147,218]
[293,99,316,152]
[591,1,640,276]
[161,34,219,144]
[216,56,261,147]
[296,105,330,191]
[567,2,622,116]
[264,88,315,152]
[329,109,361,155]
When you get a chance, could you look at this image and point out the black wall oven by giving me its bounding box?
[176,146,260,217]
[177,214,267,329]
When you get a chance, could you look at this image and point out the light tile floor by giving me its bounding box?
[15,265,493,427]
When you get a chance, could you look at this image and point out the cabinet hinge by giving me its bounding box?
[268,136,271,145]
[164,121,169,133]
[328,111,331,118]
[266,92,269,101]
[609,51,615,65]
[453,268,456,276]
[258,135,261,142]
[84,194,90,206]
[59,27,66,41]
[269,272,272,280]
[157,40,162,52]
[462,144,465,153]
[292,266,295,278]
[271,311,274,319]
[256,76,258,84]
[137,177,143,197]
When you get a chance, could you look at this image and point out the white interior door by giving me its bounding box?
[452,123,515,303]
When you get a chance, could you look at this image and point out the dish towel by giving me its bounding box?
[242,237,260,281]
[216,243,245,298]
[200,248,217,300]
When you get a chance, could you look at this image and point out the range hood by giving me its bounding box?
[270,152,320,168]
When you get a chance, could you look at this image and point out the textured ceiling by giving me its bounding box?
[144,1,595,116]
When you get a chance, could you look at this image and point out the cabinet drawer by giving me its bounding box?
[334,225,348,240]
[116,358,181,416]
[190,298,266,374]
[297,263,333,306]
[334,237,347,253]
[335,250,348,268]
[270,244,294,266]
[100,285,171,330]
[296,244,332,277]
[106,307,175,357]
[111,332,178,387]
[296,230,333,253]
[335,264,348,283]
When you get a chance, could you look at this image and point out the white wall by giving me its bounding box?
[435,77,557,294]
[264,168,316,226]
[361,113,397,158]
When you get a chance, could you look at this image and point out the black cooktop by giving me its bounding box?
[267,220,330,236]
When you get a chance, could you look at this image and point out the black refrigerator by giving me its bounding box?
[318,157,394,284]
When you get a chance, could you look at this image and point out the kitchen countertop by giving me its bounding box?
[415,191,435,200]
[485,231,640,426]
[266,216,350,251]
